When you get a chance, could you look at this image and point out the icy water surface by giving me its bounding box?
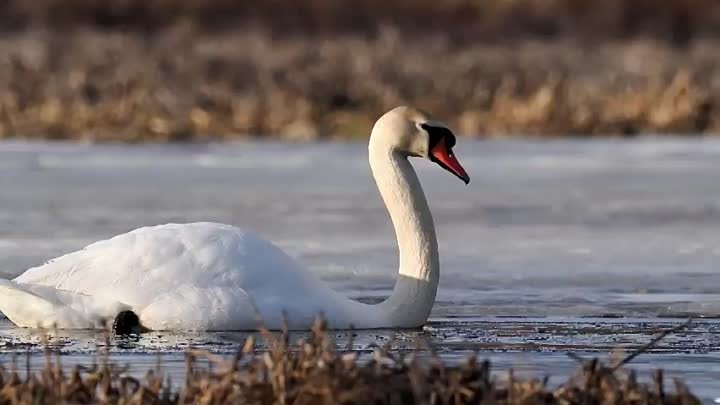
[1,139,719,400]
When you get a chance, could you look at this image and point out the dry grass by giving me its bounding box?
[3,0,720,43]
[1,0,720,141]
[0,28,719,141]
[0,319,702,405]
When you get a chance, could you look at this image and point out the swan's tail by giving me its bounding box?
[0,279,128,329]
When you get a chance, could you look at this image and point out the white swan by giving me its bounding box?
[0,106,469,332]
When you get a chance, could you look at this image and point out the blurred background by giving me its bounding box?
[1,0,719,141]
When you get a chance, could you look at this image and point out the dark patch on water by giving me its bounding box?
[2,318,718,355]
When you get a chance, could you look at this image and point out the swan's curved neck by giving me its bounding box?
[367,140,439,327]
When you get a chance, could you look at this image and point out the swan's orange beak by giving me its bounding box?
[430,141,470,185]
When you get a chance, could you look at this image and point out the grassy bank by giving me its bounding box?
[0,320,701,405]
[1,28,719,142]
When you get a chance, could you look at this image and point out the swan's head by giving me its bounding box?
[372,106,470,184]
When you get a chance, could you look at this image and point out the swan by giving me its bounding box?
[0,106,470,332]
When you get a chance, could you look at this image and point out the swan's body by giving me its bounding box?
[0,106,469,331]
[2,223,383,330]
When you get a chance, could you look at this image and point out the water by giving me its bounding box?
[0,138,719,400]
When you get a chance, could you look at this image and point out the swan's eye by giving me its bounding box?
[421,123,456,151]
[445,133,456,149]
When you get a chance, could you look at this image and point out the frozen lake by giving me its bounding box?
[0,138,719,400]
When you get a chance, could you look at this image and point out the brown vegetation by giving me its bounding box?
[3,0,720,44]
[1,0,720,141]
[0,320,701,405]
[0,28,718,141]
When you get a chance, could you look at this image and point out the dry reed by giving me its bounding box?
[2,1,720,141]
[3,0,720,43]
[1,28,719,141]
[0,318,701,405]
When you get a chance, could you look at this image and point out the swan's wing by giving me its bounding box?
[10,223,322,320]
[0,279,128,329]
[14,222,319,313]
[139,284,260,331]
